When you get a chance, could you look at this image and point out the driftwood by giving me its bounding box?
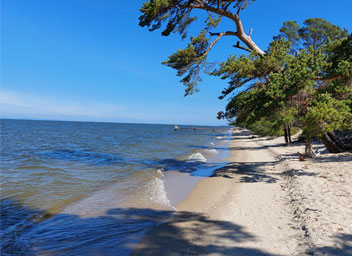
[322,130,352,153]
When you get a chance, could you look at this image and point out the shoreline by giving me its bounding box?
[131,128,352,255]
[163,129,232,208]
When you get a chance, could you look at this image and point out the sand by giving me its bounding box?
[131,128,352,255]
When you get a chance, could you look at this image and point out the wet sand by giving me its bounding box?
[131,128,352,255]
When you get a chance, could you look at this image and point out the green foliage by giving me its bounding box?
[274,18,348,54]
[205,13,222,29]
[326,34,352,80]
[139,0,196,39]
[139,2,351,142]
[248,117,284,136]
[299,18,348,50]
[139,0,257,95]
[301,93,352,139]
[213,39,291,99]
[273,21,300,52]
[162,30,210,95]
[224,21,351,139]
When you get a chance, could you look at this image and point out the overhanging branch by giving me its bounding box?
[209,31,238,37]
[201,32,226,57]
[233,41,252,53]
[219,77,255,99]
[188,2,265,56]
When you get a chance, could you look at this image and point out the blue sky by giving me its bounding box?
[1,0,351,125]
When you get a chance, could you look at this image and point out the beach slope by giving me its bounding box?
[132,128,352,255]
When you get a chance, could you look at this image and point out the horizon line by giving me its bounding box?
[0,117,230,127]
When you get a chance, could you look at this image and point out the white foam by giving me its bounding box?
[204,148,218,154]
[148,177,175,210]
[187,152,207,162]
[210,142,215,146]
[216,136,222,140]
[156,169,164,177]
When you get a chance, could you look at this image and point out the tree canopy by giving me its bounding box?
[139,1,352,156]
[139,0,264,95]
[221,22,351,156]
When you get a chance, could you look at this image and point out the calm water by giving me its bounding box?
[0,119,231,255]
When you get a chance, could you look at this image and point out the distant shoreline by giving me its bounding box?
[0,118,230,127]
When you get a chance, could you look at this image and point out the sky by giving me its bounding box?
[1,0,352,125]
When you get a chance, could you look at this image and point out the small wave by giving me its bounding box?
[156,169,164,177]
[204,149,218,154]
[147,177,174,210]
[187,152,207,162]
[216,136,222,140]
[210,142,215,146]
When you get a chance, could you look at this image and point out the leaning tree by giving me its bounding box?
[139,0,351,157]
[139,0,264,96]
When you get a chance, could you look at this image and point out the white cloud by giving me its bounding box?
[0,90,128,121]
[0,90,228,125]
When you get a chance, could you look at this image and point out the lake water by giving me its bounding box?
[0,119,231,255]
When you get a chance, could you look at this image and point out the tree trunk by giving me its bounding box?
[322,131,352,153]
[305,139,315,158]
[288,125,293,144]
[283,124,289,146]
[283,123,292,146]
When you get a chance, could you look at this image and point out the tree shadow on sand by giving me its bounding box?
[1,199,275,256]
[314,153,352,163]
[213,160,316,184]
[131,210,274,256]
[309,233,352,255]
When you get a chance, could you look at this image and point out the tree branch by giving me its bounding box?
[201,32,226,57]
[209,31,238,37]
[224,2,231,11]
[189,3,238,21]
[189,2,265,56]
[219,77,255,99]
[314,75,342,82]
[233,41,252,53]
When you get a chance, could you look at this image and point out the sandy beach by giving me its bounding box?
[132,128,352,255]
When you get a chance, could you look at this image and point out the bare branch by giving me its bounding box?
[249,28,253,37]
[188,2,265,56]
[224,2,231,11]
[209,31,238,37]
[201,32,226,58]
[236,7,241,15]
[189,3,238,22]
[233,41,252,53]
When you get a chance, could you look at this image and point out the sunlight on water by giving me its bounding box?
[0,119,230,255]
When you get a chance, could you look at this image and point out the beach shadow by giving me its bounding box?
[130,210,272,256]
[213,161,279,183]
[314,153,352,163]
[0,199,41,256]
[1,199,273,256]
[213,159,317,183]
[311,233,352,255]
[227,143,285,151]
[280,168,317,177]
